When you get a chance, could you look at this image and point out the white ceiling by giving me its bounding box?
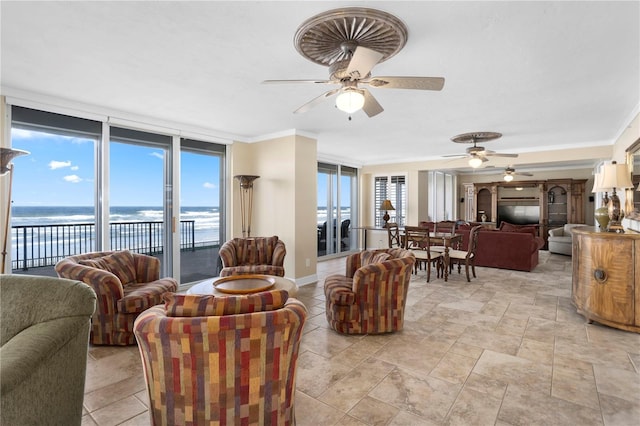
[1,1,639,169]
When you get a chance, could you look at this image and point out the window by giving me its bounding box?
[428,171,457,221]
[375,175,406,226]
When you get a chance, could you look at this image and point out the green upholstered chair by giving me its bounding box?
[0,274,96,425]
[324,248,415,334]
[218,236,286,277]
[134,289,306,425]
[55,250,178,345]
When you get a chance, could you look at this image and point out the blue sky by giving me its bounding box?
[10,129,220,207]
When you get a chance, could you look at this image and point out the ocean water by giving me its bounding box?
[11,206,220,247]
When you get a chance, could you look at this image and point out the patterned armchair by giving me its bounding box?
[55,250,177,345]
[218,236,286,277]
[324,248,415,334]
[1,275,96,425]
[134,290,307,425]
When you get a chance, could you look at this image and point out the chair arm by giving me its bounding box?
[56,261,125,302]
[0,317,89,394]
[218,241,238,267]
[271,240,286,266]
[133,253,161,282]
[548,227,565,237]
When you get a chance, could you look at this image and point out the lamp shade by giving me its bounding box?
[600,162,633,189]
[0,148,29,175]
[336,88,365,114]
[468,156,483,168]
[379,199,395,211]
[591,171,611,193]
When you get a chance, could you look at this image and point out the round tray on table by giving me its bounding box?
[213,274,276,294]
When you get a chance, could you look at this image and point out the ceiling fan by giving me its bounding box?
[443,132,518,168]
[503,166,533,182]
[262,8,445,118]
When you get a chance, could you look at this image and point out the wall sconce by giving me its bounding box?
[379,199,395,227]
[234,175,259,238]
[600,161,633,233]
[1,148,29,274]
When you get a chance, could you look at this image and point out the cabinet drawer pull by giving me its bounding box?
[594,268,607,283]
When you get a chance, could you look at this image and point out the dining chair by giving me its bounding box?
[403,226,443,282]
[386,222,403,248]
[448,225,482,282]
[431,220,460,252]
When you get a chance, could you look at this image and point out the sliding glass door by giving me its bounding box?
[317,162,357,258]
[179,139,225,283]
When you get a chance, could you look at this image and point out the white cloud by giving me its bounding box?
[71,165,79,171]
[150,152,164,159]
[203,182,217,189]
[49,160,71,170]
[63,175,82,183]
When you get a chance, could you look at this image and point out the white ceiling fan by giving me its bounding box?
[443,132,518,168]
[262,8,445,118]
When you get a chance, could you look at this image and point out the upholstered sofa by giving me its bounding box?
[55,250,178,345]
[548,224,584,255]
[134,289,306,425]
[218,236,286,277]
[1,274,96,425]
[324,248,415,334]
[453,222,545,272]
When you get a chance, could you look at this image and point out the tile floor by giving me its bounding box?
[82,252,640,425]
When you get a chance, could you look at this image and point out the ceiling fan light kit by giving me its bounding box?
[336,88,365,113]
[263,7,444,117]
[468,157,484,168]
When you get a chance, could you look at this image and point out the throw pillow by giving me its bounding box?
[164,289,289,317]
[79,250,137,284]
[360,250,392,266]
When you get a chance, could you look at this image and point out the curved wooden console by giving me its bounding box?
[571,226,640,333]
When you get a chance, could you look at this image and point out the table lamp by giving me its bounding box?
[379,199,395,227]
[600,161,633,233]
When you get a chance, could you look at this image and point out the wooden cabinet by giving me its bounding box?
[472,179,586,248]
[572,226,640,333]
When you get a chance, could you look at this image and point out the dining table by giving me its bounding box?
[401,229,463,282]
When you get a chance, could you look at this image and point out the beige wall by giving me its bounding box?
[229,133,317,283]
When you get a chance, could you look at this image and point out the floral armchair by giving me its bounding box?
[134,289,307,425]
[218,236,286,277]
[55,250,178,345]
[324,248,415,334]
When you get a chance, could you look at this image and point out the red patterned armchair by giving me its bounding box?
[218,236,286,277]
[55,250,177,345]
[324,248,415,334]
[133,289,307,425]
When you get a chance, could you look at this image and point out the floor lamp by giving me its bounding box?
[1,148,29,274]
[234,175,259,238]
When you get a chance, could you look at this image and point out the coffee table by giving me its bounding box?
[187,275,298,297]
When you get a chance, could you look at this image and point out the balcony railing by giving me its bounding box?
[9,220,216,271]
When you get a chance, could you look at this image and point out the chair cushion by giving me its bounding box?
[117,278,178,314]
[360,250,391,266]
[448,249,474,260]
[163,289,289,317]
[78,250,137,284]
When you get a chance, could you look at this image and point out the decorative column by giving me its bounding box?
[234,175,259,237]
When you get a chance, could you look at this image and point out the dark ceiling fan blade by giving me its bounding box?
[364,76,445,91]
[293,88,340,114]
[362,89,384,117]
[346,46,384,80]
[517,172,534,176]
[262,79,335,84]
